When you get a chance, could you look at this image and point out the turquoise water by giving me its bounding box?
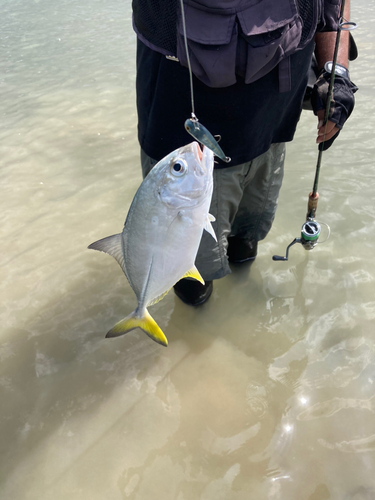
[1,1,374,499]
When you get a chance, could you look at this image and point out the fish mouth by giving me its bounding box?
[193,142,205,175]
[196,142,203,162]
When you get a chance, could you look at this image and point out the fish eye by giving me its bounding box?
[170,158,188,177]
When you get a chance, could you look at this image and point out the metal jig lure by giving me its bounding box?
[184,117,230,163]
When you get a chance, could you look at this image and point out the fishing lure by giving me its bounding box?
[184,118,231,163]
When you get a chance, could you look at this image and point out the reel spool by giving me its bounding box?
[300,220,321,250]
[272,219,329,262]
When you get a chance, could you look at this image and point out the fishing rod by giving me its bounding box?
[273,0,356,262]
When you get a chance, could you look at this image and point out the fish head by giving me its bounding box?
[156,142,214,209]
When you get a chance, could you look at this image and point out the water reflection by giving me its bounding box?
[1,0,375,499]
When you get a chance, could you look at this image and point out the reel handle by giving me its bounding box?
[272,238,300,261]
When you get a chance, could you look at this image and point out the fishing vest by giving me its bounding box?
[132,0,340,90]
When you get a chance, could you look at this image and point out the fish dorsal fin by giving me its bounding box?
[88,234,126,273]
[204,214,217,242]
[182,265,205,285]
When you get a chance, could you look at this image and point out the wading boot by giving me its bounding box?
[227,237,258,263]
[173,279,213,306]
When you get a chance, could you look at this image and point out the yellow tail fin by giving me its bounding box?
[105,309,168,347]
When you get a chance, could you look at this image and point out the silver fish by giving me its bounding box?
[89,142,216,346]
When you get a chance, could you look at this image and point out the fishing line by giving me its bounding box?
[178,0,231,162]
[179,0,196,119]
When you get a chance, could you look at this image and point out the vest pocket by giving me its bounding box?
[237,0,302,84]
[241,18,302,84]
[176,5,238,88]
[176,0,302,88]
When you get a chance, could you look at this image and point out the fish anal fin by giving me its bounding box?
[148,288,171,306]
[182,265,205,285]
[106,309,168,347]
[88,234,126,272]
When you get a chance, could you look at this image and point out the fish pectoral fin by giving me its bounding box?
[182,265,205,285]
[204,214,217,242]
[106,309,168,347]
[88,234,126,272]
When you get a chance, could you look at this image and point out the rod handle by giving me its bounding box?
[307,192,319,220]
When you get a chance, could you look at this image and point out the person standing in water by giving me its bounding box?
[132,0,357,305]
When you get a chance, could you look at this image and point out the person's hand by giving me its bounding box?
[316,112,340,149]
[312,70,358,151]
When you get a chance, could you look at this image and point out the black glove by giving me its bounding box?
[311,67,358,150]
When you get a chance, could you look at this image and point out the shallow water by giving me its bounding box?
[1,1,375,499]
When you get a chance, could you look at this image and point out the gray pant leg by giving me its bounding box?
[231,142,285,242]
[194,163,248,280]
[196,143,285,280]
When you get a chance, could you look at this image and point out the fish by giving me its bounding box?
[88,142,216,347]
[184,118,231,163]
